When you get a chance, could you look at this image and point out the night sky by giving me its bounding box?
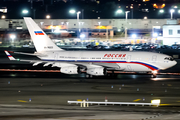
[0,0,180,19]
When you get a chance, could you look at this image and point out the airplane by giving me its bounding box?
[4,17,177,78]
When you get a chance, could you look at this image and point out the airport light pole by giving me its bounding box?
[10,34,16,46]
[77,11,81,33]
[125,11,130,40]
[116,9,129,40]
[170,9,175,19]
[66,22,69,31]
[69,10,81,37]
[98,22,101,32]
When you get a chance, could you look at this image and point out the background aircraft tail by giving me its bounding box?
[24,17,63,52]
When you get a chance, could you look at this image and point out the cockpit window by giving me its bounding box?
[164,57,174,61]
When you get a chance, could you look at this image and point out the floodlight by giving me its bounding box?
[46,15,50,19]
[170,9,175,13]
[116,9,123,13]
[159,9,164,13]
[69,9,76,14]
[153,33,158,37]
[22,10,28,14]
[80,34,85,39]
[1,15,5,19]
[132,34,137,38]
[10,34,16,39]
[144,16,147,19]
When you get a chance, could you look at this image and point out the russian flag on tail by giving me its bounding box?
[34,31,44,35]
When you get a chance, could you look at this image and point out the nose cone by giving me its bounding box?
[168,60,177,69]
[160,60,177,70]
[173,60,177,67]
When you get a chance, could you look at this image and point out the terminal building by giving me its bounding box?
[163,20,180,45]
[0,18,179,45]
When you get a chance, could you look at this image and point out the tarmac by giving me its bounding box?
[0,77,180,119]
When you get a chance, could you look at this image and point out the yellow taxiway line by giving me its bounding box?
[18,100,28,103]
[133,99,141,102]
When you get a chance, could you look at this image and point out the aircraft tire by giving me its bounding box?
[86,74,93,78]
[152,74,157,78]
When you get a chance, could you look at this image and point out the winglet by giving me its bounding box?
[4,50,16,60]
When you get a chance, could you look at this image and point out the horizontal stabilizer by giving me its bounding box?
[4,50,16,60]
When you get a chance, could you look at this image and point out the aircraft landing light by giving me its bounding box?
[133,99,141,102]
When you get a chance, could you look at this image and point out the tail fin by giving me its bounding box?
[24,17,63,52]
[4,50,16,60]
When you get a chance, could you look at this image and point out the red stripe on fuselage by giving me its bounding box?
[100,61,157,70]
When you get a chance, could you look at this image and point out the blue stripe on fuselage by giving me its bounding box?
[41,59,159,70]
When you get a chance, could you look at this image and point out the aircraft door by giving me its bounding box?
[126,55,132,71]
[54,53,58,61]
[127,65,132,71]
[127,55,131,62]
[152,55,157,62]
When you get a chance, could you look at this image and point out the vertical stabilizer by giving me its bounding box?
[24,17,63,52]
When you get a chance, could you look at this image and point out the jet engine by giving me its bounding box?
[86,67,106,76]
[60,66,80,74]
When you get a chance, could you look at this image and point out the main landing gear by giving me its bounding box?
[152,74,157,78]
[151,70,158,78]
[86,74,93,78]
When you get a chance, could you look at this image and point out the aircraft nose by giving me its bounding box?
[163,60,177,70]
[173,60,177,66]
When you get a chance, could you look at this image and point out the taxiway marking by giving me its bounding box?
[133,99,141,102]
[18,100,27,103]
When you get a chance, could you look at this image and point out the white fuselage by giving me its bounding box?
[38,51,177,72]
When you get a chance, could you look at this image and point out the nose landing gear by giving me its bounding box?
[152,70,158,78]
[152,74,157,78]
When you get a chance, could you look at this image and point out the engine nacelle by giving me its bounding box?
[86,67,106,76]
[60,66,80,74]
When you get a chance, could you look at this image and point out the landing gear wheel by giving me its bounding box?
[151,70,158,78]
[86,74,93,78]
[106,72,117,78]
[152,74,157,78]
